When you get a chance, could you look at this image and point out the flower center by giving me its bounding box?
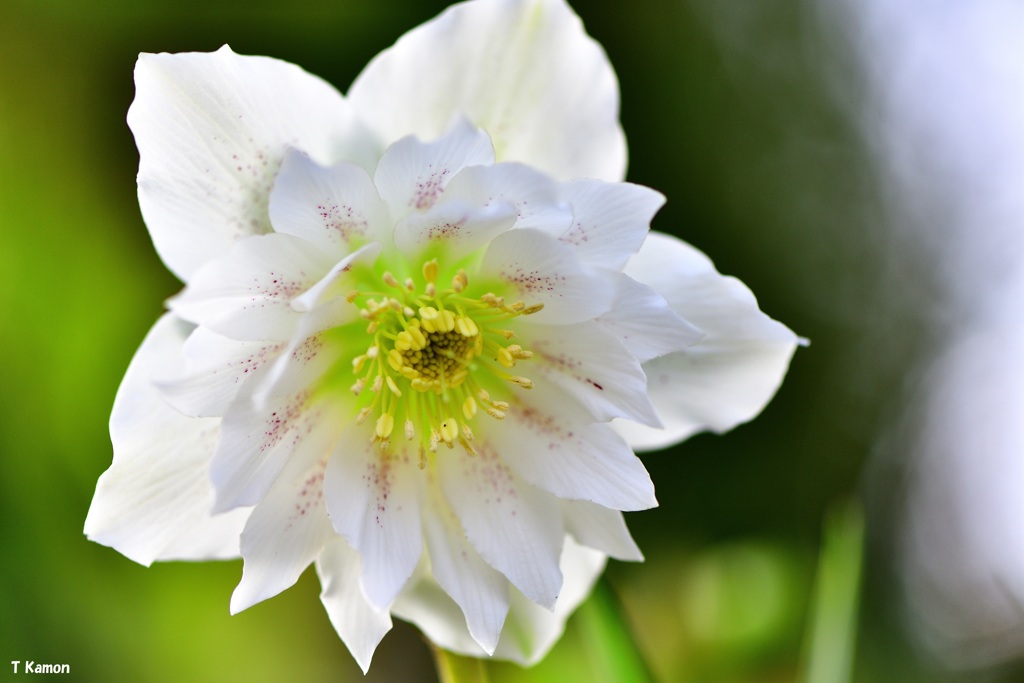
[347,259,541,463]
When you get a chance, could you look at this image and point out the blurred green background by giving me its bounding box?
[0,1,1016,681]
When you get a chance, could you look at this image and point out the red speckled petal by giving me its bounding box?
[230,456,334,613]
[323,438,424,609]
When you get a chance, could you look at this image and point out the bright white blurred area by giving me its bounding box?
[848,0,1024,671]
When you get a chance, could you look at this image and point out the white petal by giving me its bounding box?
[230,456,333,613]
[555,180,665,269]
[269,149,390,254]
[521,320,661,427]
[211,369,347,512]
[316,537,393,674]
[129,46,373,280]
[422,477,510,653]
[437,444,564,610]
[598,273,703,363]
[561,499,643,562]
[393,536,607,665]
[373,119,494,221]
[348,0,626,181]
[169,232,336,342]
[156,327,284,418]
[288,241,382,318]
[494,536,607,664]
[323,440,423,609]
[84,314,250,565]
[394,199,517,261]
[616,231,801,450]
[480,228,614,325]
[440,162,572,233]
[489,382,657,511]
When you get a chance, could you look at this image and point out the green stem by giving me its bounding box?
[431,646,490,683]
[801,499,865,683]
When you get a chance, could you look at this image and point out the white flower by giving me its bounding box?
[84,0,799,672]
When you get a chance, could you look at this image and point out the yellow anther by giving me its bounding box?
[387,349,405,372]
[419,307,440,332]
[386,376,402,396]
[507,345,533,359]
[423,259,439,282]
[371,375,383,393]
[459,435,477,456]
[510,302,525,312]
[375,413,395,439]
[382,271,400,288]
[346,290,360,303]
[418,444,427,469]
[508,376,533,389]
[429,429,441,453]
[352,354,368,373]
[409,326,427,349]
[366,321,378,334]
[403,306,416,318]
[452,269,468,292]
[481,293,504,307]
[494,329,515,340]
[456,316,479,337]
[462,396,478,420]
[405,420,415,441]
[356,406,372,424]
[395,330,414,351]
[366,346,379,359]
[491,401,510,412]
[350,378,366,396]
[440,418,459,444]
[426,282,437,298]
[522,303,545,315]
[462,423,474,441]
[401,366,421,380]
[497,347,515,368]
[438,309,456,333]
[404,277,415,292]
[478,389,491,401]
[485,406,506,420]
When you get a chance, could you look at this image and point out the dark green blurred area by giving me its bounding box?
[0,1,1007,681]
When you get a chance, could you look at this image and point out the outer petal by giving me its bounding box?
[391,536,607,665]
[84,314,250,564]
[615,231,801,450]
[230,455,333,614]
[268,149,390,254]
[130,45,374,281]
[348,0,626,182]
[422,474,510,653]
[437,444,564,610]
[323,440,423,609]
[168,232,337,342]
[490,379,657,511]
[316,537,393,674]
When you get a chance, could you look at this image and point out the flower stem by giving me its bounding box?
[430,646,490,683]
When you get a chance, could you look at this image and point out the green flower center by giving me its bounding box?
[346,258,541,463]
